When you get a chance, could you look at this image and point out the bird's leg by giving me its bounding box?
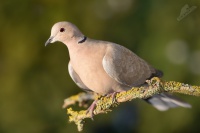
[111,92,117,103]
[106,92,118,103]
[86,92,118,119]
[86,100,97,120]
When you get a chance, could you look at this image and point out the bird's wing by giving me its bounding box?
[102,43,156,87]
[68,61,92,92]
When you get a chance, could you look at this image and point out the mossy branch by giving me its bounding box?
[63,77,200,131]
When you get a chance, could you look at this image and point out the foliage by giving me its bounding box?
[0,0,200,133]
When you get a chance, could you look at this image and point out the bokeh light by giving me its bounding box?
[0,0,200,133]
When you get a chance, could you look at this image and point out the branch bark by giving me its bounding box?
[64,77,200,131]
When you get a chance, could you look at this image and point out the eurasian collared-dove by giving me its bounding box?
[45,21,191,111]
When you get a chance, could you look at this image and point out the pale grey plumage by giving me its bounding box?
[46,21,191,111]
[103,43,155,87]
[146,93,191,111]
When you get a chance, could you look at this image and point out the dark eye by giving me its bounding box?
[60,28,65,32]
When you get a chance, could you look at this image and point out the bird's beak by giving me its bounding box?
[45,36,53,46]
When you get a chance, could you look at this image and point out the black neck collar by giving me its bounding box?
[78,36,87,44]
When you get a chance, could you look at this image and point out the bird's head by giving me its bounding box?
[45,21,84,46]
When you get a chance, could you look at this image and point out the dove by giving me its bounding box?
[45,21,191,112]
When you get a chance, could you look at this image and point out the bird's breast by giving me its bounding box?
[69,45,121,94]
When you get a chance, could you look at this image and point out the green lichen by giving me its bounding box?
[66,77,200,132]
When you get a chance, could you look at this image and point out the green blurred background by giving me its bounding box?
[0,0,200,133]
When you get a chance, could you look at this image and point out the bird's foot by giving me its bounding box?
[86,92,118,120]
[106,92,118,104]
[86,100,97,120]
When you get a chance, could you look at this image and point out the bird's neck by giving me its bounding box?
[64,34,87,48]
[64,38,84,58]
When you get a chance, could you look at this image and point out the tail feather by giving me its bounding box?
[145,93,191,111]
[148,69,163,80]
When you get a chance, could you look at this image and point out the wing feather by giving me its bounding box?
[102,44,156,87]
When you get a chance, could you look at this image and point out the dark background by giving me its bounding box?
[0,0,200,133]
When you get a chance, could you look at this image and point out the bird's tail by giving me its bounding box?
[145,93,191,111]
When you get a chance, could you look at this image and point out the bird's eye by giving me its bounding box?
[60,28,65,32]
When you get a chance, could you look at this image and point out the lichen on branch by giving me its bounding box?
[64,77,200,131]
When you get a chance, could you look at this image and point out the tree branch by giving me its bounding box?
[64,77,200,131]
